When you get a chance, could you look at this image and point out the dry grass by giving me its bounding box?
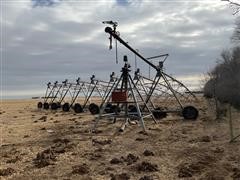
[0,98,240,179]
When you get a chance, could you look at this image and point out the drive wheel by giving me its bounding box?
[43,103,49,110]
[152,107,167,119]
[128,105,137,113]
[62,103,70,112]
[37,102,43,108]
[104,103,112,113]
[111,105,121,114]
[89,103,100,115]
[182,106,198,120]
[51,103,58,110]
[74,103,83,113]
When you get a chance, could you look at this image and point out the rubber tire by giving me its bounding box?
[111,105,121,114]
[89,103,100,115]
[128,105,137,113]
[43,102,49,110]
[182,106,198,120]
[152,107,167,119]
[51,102,58,110]
[37,102,43,108]
[104,103,112,113]
[89,103,95,111]
[74,103,83,113]
[62,103,70,112]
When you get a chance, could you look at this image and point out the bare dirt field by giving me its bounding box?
[0,98,240,180]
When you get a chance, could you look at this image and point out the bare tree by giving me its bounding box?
[222,0,240,15]
[222,1,240,43]
[204,47,240,110]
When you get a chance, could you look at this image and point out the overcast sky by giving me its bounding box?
[0,0,237,99]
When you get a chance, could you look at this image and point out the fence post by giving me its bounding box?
[228,104,234,142]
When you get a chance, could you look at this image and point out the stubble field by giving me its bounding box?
[0,98,240,180]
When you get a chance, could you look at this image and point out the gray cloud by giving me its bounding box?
[1,0,236,98]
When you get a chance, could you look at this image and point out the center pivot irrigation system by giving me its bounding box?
[37,73,118,113]
[37,21,199,132]
[91,21,199,132]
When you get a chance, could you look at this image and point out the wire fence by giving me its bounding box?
[206,98,240,142]
[228,105,240,142]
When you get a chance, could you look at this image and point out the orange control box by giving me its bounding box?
[112,91,128,102]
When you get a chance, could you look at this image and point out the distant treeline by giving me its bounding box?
[204,46,240,109]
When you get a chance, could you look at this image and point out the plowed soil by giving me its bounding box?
[0,98,240,180]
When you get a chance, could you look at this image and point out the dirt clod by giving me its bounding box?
[178,162,204,178]
[136,161,158,172]
[201,171,225,180]
[33,148,56,168]
[72,164,90,175]
[92,139,112,145]
[143,150,154,156]
[110,158,123,164]
[69,118,76,121]
[138,131,148,136]
[232,168,240,179]
[51,138,72,153]
[189,135,212,143]
[6,156,21,163]
[178,165,193,178]
[212,147,224,153]
[89,153,102,160]
[200,136,211,142]
[125,153,139,165]
[69,126,75,129]
[139,175,154,180]
[105,167,115,171]
[110,173,130,180]
[92,130,103,134]
[39,116,47,121]
[0,168,16,176]
[52,138,70,144]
